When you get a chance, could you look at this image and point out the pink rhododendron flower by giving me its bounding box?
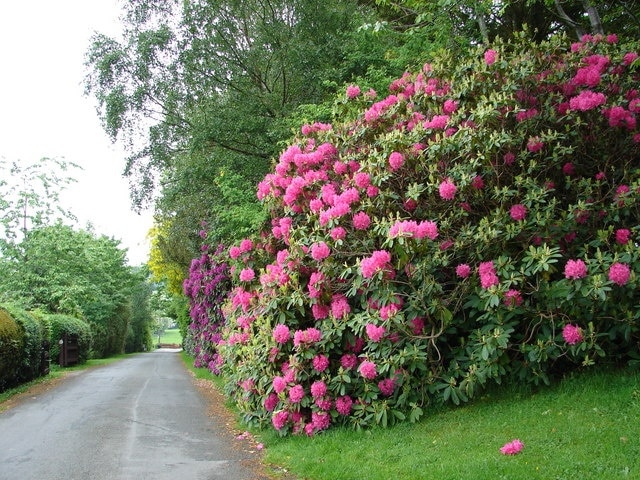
[564,259,588,279]
[569,90,607,111]
[264,393,278,412]
[331,226,346,240]
[346,84,361,99]
[331,293,351,319]
[311,303,330,320]
[478,261,499,289]
[340,353,357,370]
[273,324,290,343]
[310,380,327,398]
[239,238,253,252]
[456,264,471,278]
[562,324,583,345]
[562,162,576,176]
[443,99,459,114]
[615,228,631,244]
[389,151,405,171]
[378,378,396,396]
[484,49,498,66]
[504,289,523,307]
[527,137,544,153]
[272,376,287,393]
[503,152,515,165]
[509,204,527,221]
[311,242,330,261]
[359,360,377,379]
[471,175,485,189]
[335,395,353,415]
[360,250,392,278]
[609,262,631,286]
[293,328,322,346]
[288,384,305,403]
[353,211,371,230]
[239,268,255,282]
[229,246,242,259]
[500,439,524,455]
[312,411,331,432]
[366,323,386,342]
[272,411,289,430]
[439,179,457,200]
[354,172,371,189]
[313,354,330,372]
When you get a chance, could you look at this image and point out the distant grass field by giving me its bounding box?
[158,328,182,345]
[251,366,640,480]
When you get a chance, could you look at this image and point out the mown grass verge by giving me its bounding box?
[180,357,640,480]
[256,367,640,480]
[158,327,183,346]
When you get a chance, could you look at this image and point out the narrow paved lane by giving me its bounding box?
[0,351,269,480]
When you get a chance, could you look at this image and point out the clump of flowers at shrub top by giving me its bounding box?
[214,33,639,435]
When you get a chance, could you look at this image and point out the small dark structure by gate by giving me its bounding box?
[59,333,79,367]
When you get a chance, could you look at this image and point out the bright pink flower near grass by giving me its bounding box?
[615,229,631,244]
[569,90,607,111]
[336,396,353,415]
[389,151,405,171]
[439,179,457,200]
[312,411,331,431]
[378,378,396,396]
[239,238,253,252]
[456,264,471,278]
[478,261,499,289]
[484,49,498,65]
[500,439,524,455]
[562,324,583,345]
[311,242,330,261]
[609,262,631,286]
[239,268,255,282]
[359,360,377,379]
[273,324,290,343]
[353,211,371,230]
[264,393,278,412]
[366,323,386,342]
[564,259,588,279]
[272,411,289,430]
[509,204,527,221]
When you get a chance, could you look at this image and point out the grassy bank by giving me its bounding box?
[248,367,639,480]
[158,327,182,345]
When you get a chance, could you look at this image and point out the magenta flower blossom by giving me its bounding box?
[311,242,330,261]
[439,179,457,200]
[504,289,523,307]
[609,262,631,286]
[359,360,377,380]
[360,250,392,278]
[478,261,499,289]
[354,172,371,189]
[272,376,287,393]
[562,324,583,345]
[615,229,631,244]
[353,211,371,230]
[312,411,331,432]
[378,378,396,396]
[346,84,361,99]
[500,439,524,455]
[310,380,327,398]
[264,393,278,412]
[272,411,289,430]
[229,246,241,259]
[331,226,346,240]
[288,384,305,403]
[293,327,322,346]
[336,395,353,415]
[456,264,471,278]
[389,151,405,171]
[564,259,588,280]
[331,293,351,319]
[484,49,498,66]
[272,324,290,343]
[311,303,330,320]
[569,90,607,111]
[509,204,527,221]
[366,323,386,342]
[340,353,358,370]
[239,268,255,282]
[312,354,330,372]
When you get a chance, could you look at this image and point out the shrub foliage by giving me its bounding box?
[186,33,639,435]
[0,306,23,391]
[48,314,92,365]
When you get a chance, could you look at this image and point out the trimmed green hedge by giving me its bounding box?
[0,307,23,391]
[3,304,47,383]
[47,314,92,365]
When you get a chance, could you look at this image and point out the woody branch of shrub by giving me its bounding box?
[187,32,639,435]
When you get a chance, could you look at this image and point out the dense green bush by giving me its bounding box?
[3,304,47,383]
[215,32,639,435]
[48,314,92,365]
[0,306,23,391]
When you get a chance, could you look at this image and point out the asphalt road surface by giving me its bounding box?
[0,350,270,480]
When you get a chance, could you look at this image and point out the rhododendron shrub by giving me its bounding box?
[217,33,639,434]
[183,245,230,372]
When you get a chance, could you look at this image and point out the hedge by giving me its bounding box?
[47,314,92,365]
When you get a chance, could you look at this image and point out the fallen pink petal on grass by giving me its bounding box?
[500,439,524,455]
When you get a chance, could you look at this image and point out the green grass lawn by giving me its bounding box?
[158,327,182,345]
[252,367,639,480]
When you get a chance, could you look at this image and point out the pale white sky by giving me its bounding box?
[0,0,153,265]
